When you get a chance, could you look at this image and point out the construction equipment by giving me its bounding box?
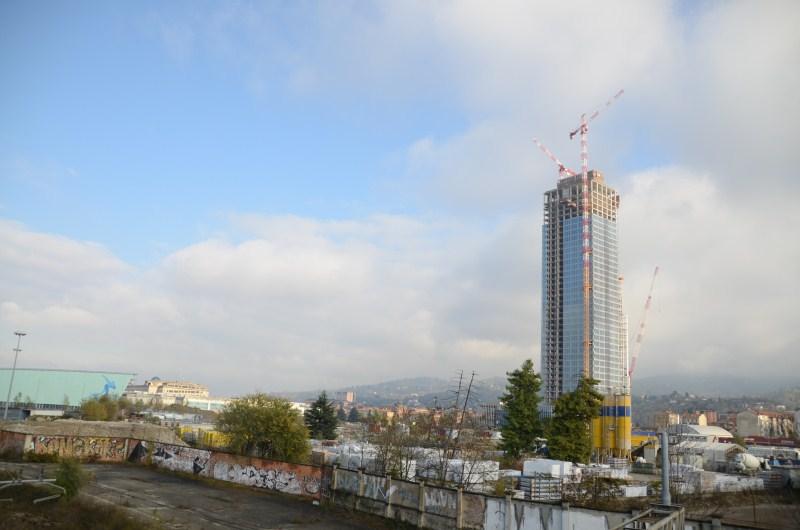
[628,266,659,380]
[569,89,625,376]
[533,138,576,177]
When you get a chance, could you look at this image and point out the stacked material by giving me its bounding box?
[522,458,578,481]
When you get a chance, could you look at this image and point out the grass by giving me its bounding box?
[0,484,164,530]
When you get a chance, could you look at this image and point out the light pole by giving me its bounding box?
[3,331,26,421]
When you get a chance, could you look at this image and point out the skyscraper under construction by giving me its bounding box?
[540,170,627,410]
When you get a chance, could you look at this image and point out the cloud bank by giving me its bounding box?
[2,1,798,393]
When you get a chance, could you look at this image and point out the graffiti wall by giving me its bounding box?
[139,443,322,499]
[0,431,26,456]
[151,444,212,475]
[32,435,130,462]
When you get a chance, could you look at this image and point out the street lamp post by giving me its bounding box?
[3,331,27,421]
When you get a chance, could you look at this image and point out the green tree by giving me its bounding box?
[499,359,543,459]
[80,395,124,421]
[81,398,108,421]
[336,404,347,422]
[347,406,361,422]
[216,393,309,461]
[304,391,338,439]
[55,458,88,499]
[548,377,603,463]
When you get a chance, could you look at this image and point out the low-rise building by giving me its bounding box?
[668,424,734,443]
[648,411,681,430]
[682,412,708,426]
[125,377,209,398]
[0,368,135,413]
[736,410,796,439]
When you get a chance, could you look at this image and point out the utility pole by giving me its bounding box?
[661,430,671,505]
[3,331,27,421]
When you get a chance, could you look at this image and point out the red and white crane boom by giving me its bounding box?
[628,266,659,380]
[533,138,576,177]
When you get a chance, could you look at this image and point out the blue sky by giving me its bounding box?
[1,2,798,392]
[1,1,474,264]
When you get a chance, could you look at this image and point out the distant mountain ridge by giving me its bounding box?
[277,373,799,407]
[276,375,508,408]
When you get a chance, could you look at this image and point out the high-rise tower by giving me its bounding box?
[540,170,625,411]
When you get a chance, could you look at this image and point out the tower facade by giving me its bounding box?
[540,170,625,410]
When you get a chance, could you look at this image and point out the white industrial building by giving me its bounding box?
[673,440,745,472]
[668,424,733,443]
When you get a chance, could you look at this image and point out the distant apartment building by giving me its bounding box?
[682,412,708,426]
[702,410,719,425]
[334,391,356,404]
[736,410,796,439]
[647,411,681,430]
[478,403,506,429]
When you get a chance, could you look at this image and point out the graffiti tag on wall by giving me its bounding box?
[33,436,128,461]
[140,443,322,498]
[211,462,320,496]
[151,445,211,475]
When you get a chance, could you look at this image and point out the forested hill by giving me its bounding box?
[276,376,508,408]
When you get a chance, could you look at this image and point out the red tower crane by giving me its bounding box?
[628,266,659,380]
[533,138,576,177]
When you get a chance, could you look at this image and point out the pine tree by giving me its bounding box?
[547,376,603,463]
[499,359,543,459]
[336,404,347,421]
[347,406,361,422]
[304,391,338,439]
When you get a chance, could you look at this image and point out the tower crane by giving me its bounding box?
[628,266,659,380]
[533,138,576,178]
[569,89,625,377]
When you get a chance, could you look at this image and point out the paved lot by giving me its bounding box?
[1,462,396,530]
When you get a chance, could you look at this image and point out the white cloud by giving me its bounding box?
[3,2,797,392]
[618,167,800,379]
[0,216,539,392]
[1,160,798,392]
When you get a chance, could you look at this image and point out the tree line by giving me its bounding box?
[499,359,603,463]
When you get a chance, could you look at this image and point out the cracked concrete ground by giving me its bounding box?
[1,462,401,530]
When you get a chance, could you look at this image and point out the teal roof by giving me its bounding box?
[0,369,135,407]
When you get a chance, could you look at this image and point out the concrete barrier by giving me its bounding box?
[135,442,323,499]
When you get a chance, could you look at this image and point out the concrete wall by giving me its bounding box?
[0,431,26,457]
[0,430,134,462]
[31,435,132,462]
[137,442,323,498]
[483,497,628,530]
[327,465,642,530]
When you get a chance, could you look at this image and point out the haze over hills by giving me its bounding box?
[277,374,800,408]
[276,376,508,408]
[631,374,800,398]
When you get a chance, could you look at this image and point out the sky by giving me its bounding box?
[1,1,798,395]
